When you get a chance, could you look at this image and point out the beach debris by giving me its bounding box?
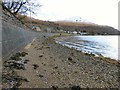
[52,86,58,90]
[53,66,58,69]
[24,59,30,64]
[68,57,73,61]
[32,64,39,69]
[43,63,46,66]
[71,86,81,90]
[9,55,22,61]
[50,56,53,59]
[4,61,25,70]
[37,47,42,50]
[84,52,89,55]
[74,71,78,74]
[39,54,43,57]
[9,52,28,61]
[2,71,29,88]
[34,46,37,48]
[20,52,28,57]
[71,53,74,56]
[37,74,44,78]
[2,51,30,88]
[67,57,76,64]
[44,46,51,48]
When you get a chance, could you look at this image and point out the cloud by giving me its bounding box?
[33,0,119,29]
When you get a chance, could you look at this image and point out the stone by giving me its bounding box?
[71,86,81,90]
[5,61,25,70]
[9,56,22,61]
[20,52,28,57]
[38,74,44,78]
[54,66,58,69]
[32,64,39,69]
[52,86,58,90]
[39,55,43,57]
[68,57,73,61]
[24,59,30,64]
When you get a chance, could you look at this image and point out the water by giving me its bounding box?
[56,35,119,60]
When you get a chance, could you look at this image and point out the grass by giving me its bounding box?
[55,21,98,27]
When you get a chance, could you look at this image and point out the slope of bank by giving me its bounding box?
[1,5,38,60]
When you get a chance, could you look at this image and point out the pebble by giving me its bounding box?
[52,86,58,90]
[39,55,43,57]
[54,66,58,69]
[32,64,39,69]
[68,57,73,61]
[38,74,44,78]
[71,86,81,90]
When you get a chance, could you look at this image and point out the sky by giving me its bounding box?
[31,0,119,29]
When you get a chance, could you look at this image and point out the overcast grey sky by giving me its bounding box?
[32,0,119,29]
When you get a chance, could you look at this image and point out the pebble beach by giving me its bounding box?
[2,33,120,89]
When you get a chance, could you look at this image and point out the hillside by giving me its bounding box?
[55,21,119,35]
[17,14,120,35]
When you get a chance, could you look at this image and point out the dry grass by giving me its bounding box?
[16,14,99,27]
[55,21,98,27]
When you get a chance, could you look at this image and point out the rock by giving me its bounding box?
[5,61,25,70]
[71,53,74,56]
[74,71,78,74]
[2,73,28,88]
[54,66,58,69]
[9,56,22,61]
[32,64,39,69]
[44,46,50,48]
[67,57,76,64]
[24,59,30,62]
[9,52,28,60]
[24,60,29,64]
[71,86,81,90]
[38,74,44,78]
[39,55,43,57]
[50,57,53,59]
[84,53,89,55]
[52,86,58,90]
[68,57,73,61]
[11,52,21,58]
[20,52,28,57]
[37,48,42,50]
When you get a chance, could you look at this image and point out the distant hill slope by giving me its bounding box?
[59,16,95,24]
[17,14,120,35]
[54,21,119,35]
[54,21,98,27]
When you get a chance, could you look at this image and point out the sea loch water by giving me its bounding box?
[56,35,119,61]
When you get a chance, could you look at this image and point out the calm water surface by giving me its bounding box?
[56,35,119,60]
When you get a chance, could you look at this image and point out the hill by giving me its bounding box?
[17,14,120,35]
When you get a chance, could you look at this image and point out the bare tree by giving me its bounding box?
[2,0,41,15]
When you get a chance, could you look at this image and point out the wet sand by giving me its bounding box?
[2,33,120,89]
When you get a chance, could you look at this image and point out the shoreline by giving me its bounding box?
[52,34,119,65]
[2,32,120,89]
[54,35,119,62]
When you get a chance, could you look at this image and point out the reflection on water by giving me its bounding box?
[56,35,119,60]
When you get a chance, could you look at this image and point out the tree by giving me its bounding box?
[2,0,41,15]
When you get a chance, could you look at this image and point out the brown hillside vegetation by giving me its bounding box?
[54,21,98,27]
[16,14,120,35]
